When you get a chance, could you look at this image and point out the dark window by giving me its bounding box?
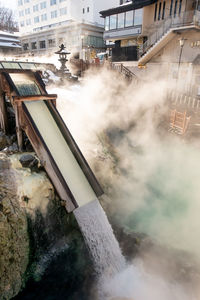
[158,2,162,20]
[178,0,182,15]
[170,0,173,16]
[87,7,89,12]
[40,40,46,49]
[162,1,166,19]
[120,0,123,4]
[31,42,37,49]
[83,8,85,14]
[154,3,157,21]
[23,43,29,50]
[174,0,177,17]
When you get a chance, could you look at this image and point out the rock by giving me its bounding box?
[0,132,8,150]
[8,142,19,153]
[0,155,29,300]
[19,154,39,172]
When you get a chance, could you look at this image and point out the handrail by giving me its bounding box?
[140,10,200,57]
[111,62,138,82]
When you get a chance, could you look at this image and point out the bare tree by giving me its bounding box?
[0,6,18,32]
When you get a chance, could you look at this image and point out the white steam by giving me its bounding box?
[47,67,200,299]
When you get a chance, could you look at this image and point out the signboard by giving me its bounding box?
[121,39,137,47]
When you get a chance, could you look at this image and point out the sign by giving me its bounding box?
[121,39,137,47]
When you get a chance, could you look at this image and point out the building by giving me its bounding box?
[0,31,21,55]
[100,0,157,61]
[17,0,119,58]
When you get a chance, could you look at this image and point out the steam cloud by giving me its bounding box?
[48,67,200,299]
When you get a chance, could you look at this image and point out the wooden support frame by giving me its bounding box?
[13,94,57,103]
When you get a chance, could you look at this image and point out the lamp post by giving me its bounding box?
[177,37,186,90]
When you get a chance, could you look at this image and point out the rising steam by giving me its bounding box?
[47,67,200,299]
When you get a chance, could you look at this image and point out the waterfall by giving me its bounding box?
[74,199,126,277]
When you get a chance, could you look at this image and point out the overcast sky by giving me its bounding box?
[0,0,17,10]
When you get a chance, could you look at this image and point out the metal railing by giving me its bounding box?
[111,62,139,83]
[140,10,200,57]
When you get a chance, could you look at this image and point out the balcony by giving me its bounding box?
[103,25,142,40]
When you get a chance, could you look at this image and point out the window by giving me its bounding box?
[25,8,30,14]
[48,39,56,47]
[134,8,142,25]
[19,10,24,17]
[125,10,133,27]
[33,5,38,12]
[60,0,66,2]
[87,7,89,12]
[41,13,47,21]
[26,19,31,25]
[40,1,46,9]
[18,0,23,5]
[20,21,25,27]
[162,1,166,19]
[117,12,125,28]
[158,2,162,20]
[170,0,173,16]
[60,7,67,16]
[31,42,37,49]
[110,14,117,30]
[174,0,177,17]
[50,0,56,5]
[23,43,29,50]
[34,16,39,23]
[83,8,85,14]
[24,0,29,3]
[179,0,182,15]
[105,16,109,30]
[40,40,46,49]
[154,3,157,21]
[51,10,57,18]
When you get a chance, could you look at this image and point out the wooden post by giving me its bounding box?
[14,104,23,151]
[0,93,8,133]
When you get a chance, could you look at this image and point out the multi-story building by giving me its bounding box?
[100,0,157,61]
[101,0,200,97]
[17,0,119,58]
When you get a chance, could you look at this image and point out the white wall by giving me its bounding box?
[17,0,120,34]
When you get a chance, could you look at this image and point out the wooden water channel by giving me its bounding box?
[0,61,103,212]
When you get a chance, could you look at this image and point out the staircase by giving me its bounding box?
[138,10,200,66]
[111,62,139,83]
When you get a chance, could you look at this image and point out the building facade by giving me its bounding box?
[17,0,119,58]
[100,0,157,61]
[0,31,21,55]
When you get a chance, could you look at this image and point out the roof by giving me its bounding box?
[0,42,21,48]
[100,0,158,17]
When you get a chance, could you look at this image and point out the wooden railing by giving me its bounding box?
[168,90,200,111]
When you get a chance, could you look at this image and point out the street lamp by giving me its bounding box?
[177,37,186,90]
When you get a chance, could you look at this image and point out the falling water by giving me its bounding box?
[74,199,126,277]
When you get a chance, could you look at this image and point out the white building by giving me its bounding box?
[17,0,119,57]
[17,0,119,34]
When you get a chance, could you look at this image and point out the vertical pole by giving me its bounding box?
[14,104,23,151]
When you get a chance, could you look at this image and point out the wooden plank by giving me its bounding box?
[13,94,57,103]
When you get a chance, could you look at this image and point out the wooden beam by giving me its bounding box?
[13,94,57,103]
